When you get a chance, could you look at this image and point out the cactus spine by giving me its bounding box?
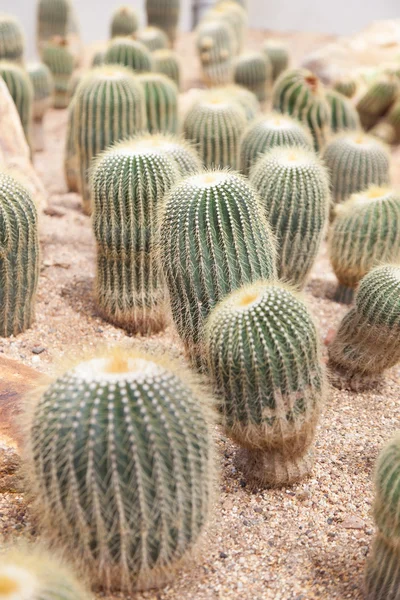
[224,84,260,122]
[105,37,153,73]
[196,20,234,86]
[137,27,169,52]
[27,62,54,151]
[273,68,331,151]
[110,5,139,38]
[356,74,399,130]
[250,146,330,287]
[153,49,180,88]
[205,281,326,487]
[328,265,400,390]
[233,51,272,104]
[329,187,400,304]
[0,14,24,63]
[160,170,277,367]
[262,40,289,81]
[41,38,74,108]
[0,61,33,147]
[146,0,180,46]
[239,112,313,176]
[64,99,78,192]
[326,89,361,133]
[91,138,180,334]
[24,348,214,592]
[73,66,146,214]
[0,172,39,337]
[137,73,178,134]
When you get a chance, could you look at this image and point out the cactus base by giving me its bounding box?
[328,360,384,392]
[333,283,355,305]
[95,300,168,336]
[364,535,400,600]
[235,447,314,488]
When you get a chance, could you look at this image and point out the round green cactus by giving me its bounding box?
[205,1,247,55]
[0,61,33,147]
[333,76,358,98]
[91,137,180,334]
[250,146,330,287]
[146,0,180,46]
[196,20,234,86]
[329,187,400,303]
[137,72,178,134]
[272,68,331,151]
[110,5,139,38]
[239,112,313,176]
[205,281,326,487]
[91,49,105,67]
[183,92,247,169]
[233,51,272,103]
[64,98,78,192]
[36,0,72,49]
[261,40,289,81]
[0,171,39,337]
[0,14,24,63]
[73,66,146,214]
[322,132,390,206]
[41,38,74,108]
[137,27,169,52]
[326,89,361,133]
[356,74,399,130]
[159,170,277,368]
[27,62,54,119]
[223,84,260,122]
[105,37,153,73]
[24,348,214,593]
[153,48,180,88]
[382,99,400,143]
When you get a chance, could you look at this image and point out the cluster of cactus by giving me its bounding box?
[24,348,214,592]
[41,38,74,108]
[27,62,54,150]
[226,84,260,122]
[261,40,289,81]
[137,72,178,134]
[137,26,169,52]
[233,51,272,103]
[0,172,39,337]
[333,76,358,98]
[0,14,24,63]
[322,132,390,206]
[110,5,139,38]
[105,37,153,73]
[326,89,360,132]
[196,20,234,86]
[64,98,78,192]
[239,112,313,176]
[73,66,146,214]
[146,0,180,46]
[205,281,326,487]
[0,61,33,147]
[36,0,73,49]
[328,264,400,390]
[153,48,180,88]
[250,146,330,287]
[160,170,277,368]
[329,186,400,303]
[356,73,399,130]
[273,68,331,151]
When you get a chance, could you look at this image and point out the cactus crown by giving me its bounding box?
[105,37,154,72]
[110,5,139,37]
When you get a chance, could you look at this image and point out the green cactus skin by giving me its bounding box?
[64,99,79,193]
[73,66,146,215]
[329,187,400,304]
[183,93,247,169]
[67,69,82,101]
[0,545,92,600]
[272,68,331,152]
[356,74,399,130]
[37,0,72,49]
[110,5,139,38]
[250,146,330,287]
[159,170,277,368]
[41,40,74,108]
[27,62,54,151]
[196,20,234,87]
[262,40,289,81]
[205,2,247,55]
[24,348,214,593]
[105,37,154,73]
[0,61,33,147]
[91,49,105,67]
[328,265,400,391]
[239,112,313,176]
[0,14,24,64]
[381,100,400,143]
[233,52,272,104]
[137,73,178,134]
[0,172,39,337]
[153,49,180,88]
[137,27,169,52]
[326,89,361,133]
[322,132,390,206]
[223,84,260,122]
[91,138,180,334]
[333,76,358,98]
[205,281,326,487]
[146,0,180,46]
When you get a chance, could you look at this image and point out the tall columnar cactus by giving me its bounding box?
[273,68,331,151]
[0,545,92,600]
[91,138,180,334]
[328,264,400,390]
[27,62,54,151]
[329,187,400,304]
[205,281,326,487]
[183,92,247,169]
[224,84,260,122]
[105,37,153,73]
[73,66,146,214]
[196,20,234,86]
[0,61,33,147]
[153,49,180,88]
[326,89,361,133]
[137,73,178,134]
[0,172,39,337]
[64,99,78,192]
[204,2,247,55]
[250,146,330,287]
[233,52,272,104]
[24,348,214,592]
[137,27,169,52]
[356,74,399,130]
[239,112,313,176]
[146,0,180,46]
[0,14,24,63]
[41,38,74,108]
[322,132,391,206]
[110,5,139,38]
[37,0,72,49]
[333,76,358,98]
[160,170,277,367]
[262,40,289,81]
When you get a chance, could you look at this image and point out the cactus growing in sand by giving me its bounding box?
[333,76,358,98]
[24,348,214,592]
[0,61,33,146]
[105,38,153,73]
[326,89,361,133]
[205,281,326,487]
[196,20,235,86]
[0,14,24,63]
[153,49,180,88]
[27,62,54,150]
[328,264,400,390]
[233,51,272,103]
[137,27,169,52]
[262,40,289,81]
[137,73,178,134]
[0,172,39,337]
[250,146,330,287]
[41,38,73,108]
[64,99,78,192]
[329,186,400,304]
[146,0,180,46]
[356,74,399,130]
[110,5,139,38]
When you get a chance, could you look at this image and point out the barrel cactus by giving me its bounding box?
[204,1,247,55]
[146,0,180,46]
[233,51,272,103]
[64,99,78,192]
[328,264,400,390]
[37,0,73,49]
[91,137,180,334]
[379,99,400,144]
[91,49,105,67]
[73,66,146,214]
[137,26,169,52]
[0,14,24,63]
[110,5,139,38]
[356,74,399,130]
[153,49,180,88]
[105,37,153,73]
[273,68,331,151]
[333,76,358,98]
[27,62,54,150]
[322,132,390,206]
[240,112,313,176]
[224,84,260,122]
[205,280,326,487]
[160,170,277,368]
[24,348,214,592]
[329,187,400,303]
[137,72,178,134]
[250,146,330,287]
[196,20,234,86]
[0,171,39,337]
[262,40,289,81]
[326,89,361,133]
[41,38,73,108]
[0,61,33,147]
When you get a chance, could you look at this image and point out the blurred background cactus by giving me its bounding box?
[326,89,361,133]
[153,48,180,88]
[233,51,272,103]
[137,72,178,134]
[64,98,78,192]
[0,61,33,147]
[333,76,358,98]
[261,40,289,81]
[27,61,53,150]
[41,37,73,108]
[225,84,260,122]
[196,20,234,86]
[137,26,169,52]
[110,5,139,38]
[356,73,399,130]
[146,0,180,47]
[0,13,24,63]
[105,37,153,73]
[36,0,80,60]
